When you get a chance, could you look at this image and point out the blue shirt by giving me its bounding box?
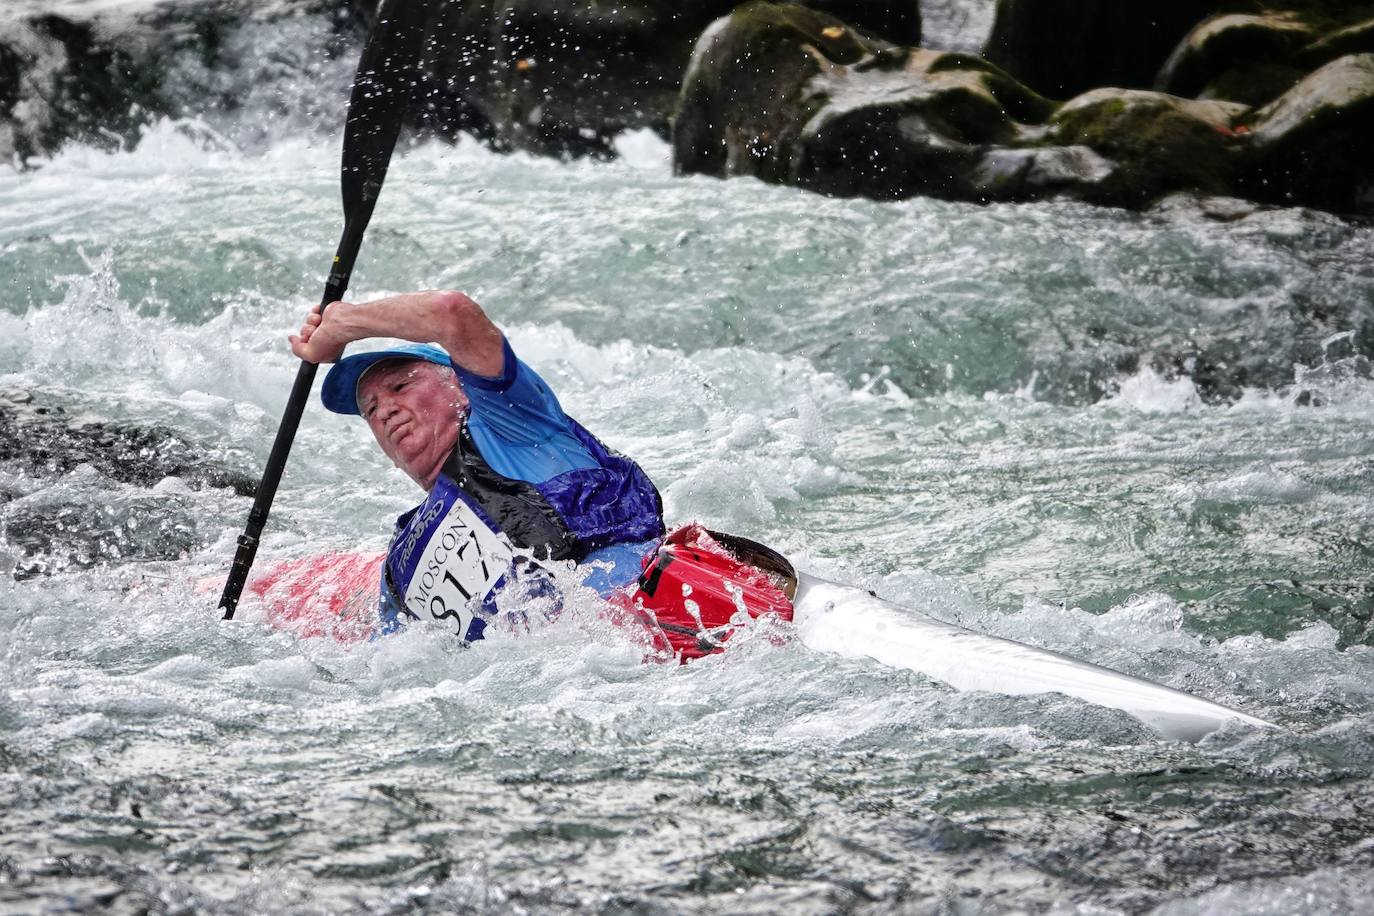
[453,338,601,482]
[449,338,653,594]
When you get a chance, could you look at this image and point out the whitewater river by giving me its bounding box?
[2,91,1374,913]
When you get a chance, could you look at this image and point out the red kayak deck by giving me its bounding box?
[243,524,796,660]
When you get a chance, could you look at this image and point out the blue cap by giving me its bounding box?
[320,343,453,415]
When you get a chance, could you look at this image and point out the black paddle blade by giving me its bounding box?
[333,0,432,283]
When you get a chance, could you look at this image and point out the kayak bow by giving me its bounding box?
[791,572,1276,742]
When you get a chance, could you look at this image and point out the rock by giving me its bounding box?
[673,3,883,184]
[983,0,1221,99]
[0,0,921,162]
[1047,88,1248,204]
[418,1,920,158]
[0,390,257,497]
[970,145,1115,201]
[675,3,1058,200]
[794,48,1059,198]
[1297,17,1374,69]
[0,1,370,163]
[0,389,258,580]
[673,3,1374,213]
[1242,53,1374,212]
[1155,13,1313,106]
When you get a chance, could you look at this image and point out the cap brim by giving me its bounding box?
[320,344,453,415]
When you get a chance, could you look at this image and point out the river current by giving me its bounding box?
[2,46,1374,914]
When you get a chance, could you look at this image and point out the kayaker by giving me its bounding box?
[289,289,666,640]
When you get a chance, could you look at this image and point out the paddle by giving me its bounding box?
[219,0,430,619]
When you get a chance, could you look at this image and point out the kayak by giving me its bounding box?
[242,528,1275,742]
[791,573,1275,742]
[629,528,1275,742]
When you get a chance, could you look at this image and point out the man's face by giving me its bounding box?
[357,359,468,489]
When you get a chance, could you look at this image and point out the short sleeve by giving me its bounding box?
[452,337,600,481]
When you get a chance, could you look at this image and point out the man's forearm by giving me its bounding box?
[328,290,506,377]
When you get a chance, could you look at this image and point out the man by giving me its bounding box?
[289,289,666,640]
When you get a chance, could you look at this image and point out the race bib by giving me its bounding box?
[399,496,514,639]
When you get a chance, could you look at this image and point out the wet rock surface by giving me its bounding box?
[1047,89,1248,205]
[0,391,255,495]
[1155,13,1314,105]
[1242,53,1374,210]
[2,0,1370,213]
[674,2,1374,214]
[0,390,255,579]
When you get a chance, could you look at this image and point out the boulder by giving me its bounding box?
[983,0,1222,99]
[1155,13,1313,106]
[793,49,1059,198]
[674,3,1057,200]
[1242,53,1374,211]
[0,389,258,580]
[673,3,884,184]
[1047,88,1249,204]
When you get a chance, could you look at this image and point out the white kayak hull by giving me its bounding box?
[790,573,1275,742]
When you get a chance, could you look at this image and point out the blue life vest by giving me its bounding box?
[380,422,664,639]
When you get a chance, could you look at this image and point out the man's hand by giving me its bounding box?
[289,302,352,364]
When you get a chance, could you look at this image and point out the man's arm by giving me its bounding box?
[289,290,506,377]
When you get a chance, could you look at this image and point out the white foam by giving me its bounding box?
[611,128,672,173]
[1151,866,1374,916]
[1165,468,1320,512]
[1102,365,1202,413]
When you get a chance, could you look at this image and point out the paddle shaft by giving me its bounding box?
[219,0,428,618]
[218,248,354,620]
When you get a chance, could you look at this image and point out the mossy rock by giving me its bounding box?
[1049,88,1248,204]
[673,2,885,181]
[1243,52,1374,211]
[1155,13,1313,103]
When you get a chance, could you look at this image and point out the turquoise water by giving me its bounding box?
[1,105,1373,912]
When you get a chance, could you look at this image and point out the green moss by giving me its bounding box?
[1052,95,1239,202]
[927,51,1057,123]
